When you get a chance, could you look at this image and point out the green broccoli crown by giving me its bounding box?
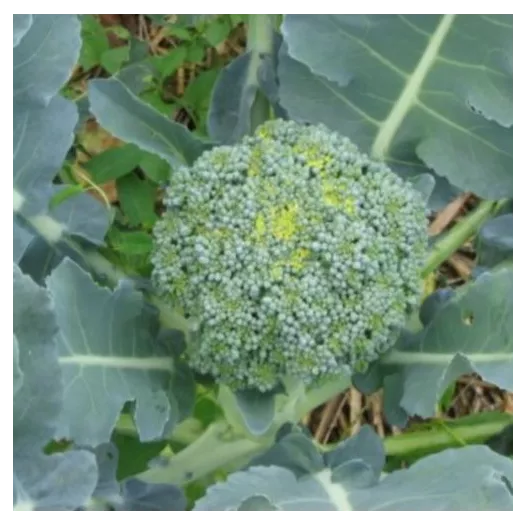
[152,119,428,392]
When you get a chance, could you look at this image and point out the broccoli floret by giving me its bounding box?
[152,119,428,392]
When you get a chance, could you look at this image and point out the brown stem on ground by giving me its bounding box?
[314,396,342,442]
[428,192,471,236]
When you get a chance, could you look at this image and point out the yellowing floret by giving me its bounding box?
[151,119,428,392]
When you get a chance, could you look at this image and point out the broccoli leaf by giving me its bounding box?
[14,15,81,106]
[208,29,285,143]
[13,218,34,263]
[232,388,276,436]
[89,443,122,504]
[88,77,214,168]
[374,264,512,419]
[14,96,78,215]
[476,213,513,268]
[13,13,110,265]
[81,443,186,510]
[13,264,98,510]
[279,15,512,199]
[118,479,187,511]
[46,258,195,446]
[13,14,32,47]
[207,52,260,143]
[14,451,98,511]
[14,266,60,451]
[195,425,512,510]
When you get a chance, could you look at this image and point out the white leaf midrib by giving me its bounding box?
[371,14,456,159]
[59,354,174,372]
[314,469,353,511]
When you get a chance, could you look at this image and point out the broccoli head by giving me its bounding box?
[152,119,428,392]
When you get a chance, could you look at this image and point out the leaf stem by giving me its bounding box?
[133,410,511,487]
[383,412,511,458]
[138,421,266,486]
[247,15,276,131]
[421,199,507,277]
[19,205,194,335]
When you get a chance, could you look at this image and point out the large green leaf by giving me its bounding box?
[88,78,213,168]
[84,144,143,184]
[207,52,259,143]
[83,443,186,511]
[279,15,512,199]
[14,15,81,106]
[13,450,98,511]
[357,265,513,421]
[14,266,61,450]
[195,425,512,510]
[47,258,195,446]
[13,14,32,46]
[14,86,78,215]
[13,14,110,256]
[14,219,34,263]
[208,29,285,143]
[13,265,98,510]
[476,213,513,268]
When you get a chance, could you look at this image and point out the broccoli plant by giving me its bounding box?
[13,14,513,511]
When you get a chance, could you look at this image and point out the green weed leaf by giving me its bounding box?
[84,144,143,184]
[116,174,158,227]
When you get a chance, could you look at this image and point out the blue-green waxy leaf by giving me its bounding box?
[118,479,186,511]
[13,15,81,106]
[207,52,259,143]
[196,425,512,510]
[13,265,98,510]
[409,173,435,206]
[324,425,385,486]
[13,14,32,47]
[380,265,512,419]
[88,78,213,168]
[80,444,186,511]
[14,451,98,511]
[17,237,86,286]
[381,373,410,427]
[477,213,513,268]
[356,446,513,511]
[279,15,513,199]
[207,19,283,143]
[13,14,110,249]
[233,389,276,436]
[89,444,121,504]
[249,427,324,476]
[13,265,60,450]
[46,258,195,446]
[14,96,78,215]
[13,219,34,263]
[50,191,111,245]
